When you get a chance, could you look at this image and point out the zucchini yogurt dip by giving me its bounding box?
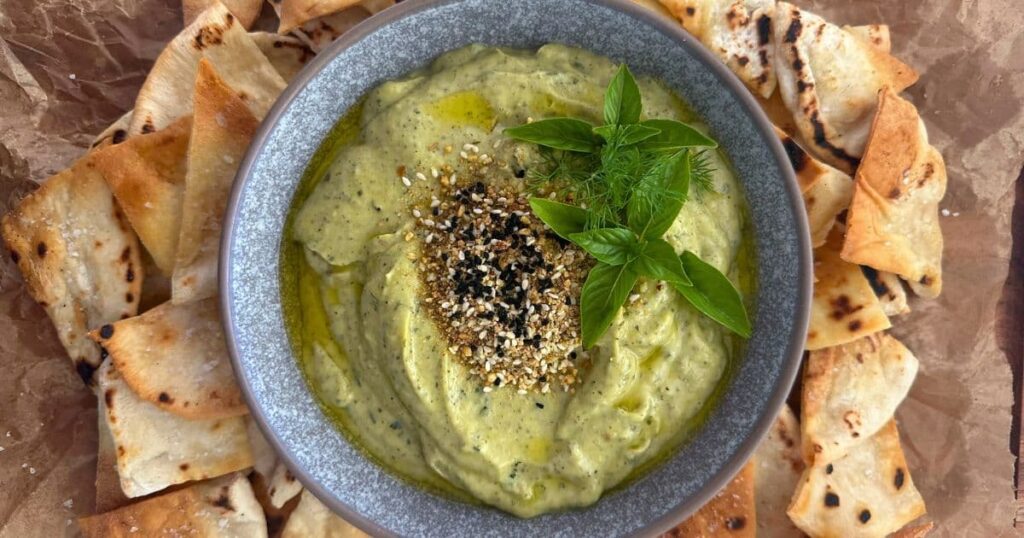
[285,44,751,517]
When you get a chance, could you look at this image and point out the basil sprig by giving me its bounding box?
[509,66,751,346]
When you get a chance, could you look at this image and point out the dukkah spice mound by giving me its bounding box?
[412,181,590,394]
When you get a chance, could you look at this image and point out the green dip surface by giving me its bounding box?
[284,44,749,518]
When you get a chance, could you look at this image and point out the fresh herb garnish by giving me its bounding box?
[506,65,751,346]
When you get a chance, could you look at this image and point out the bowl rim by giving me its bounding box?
[221,0,812,535]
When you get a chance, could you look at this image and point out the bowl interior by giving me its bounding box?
[222,0,811,535]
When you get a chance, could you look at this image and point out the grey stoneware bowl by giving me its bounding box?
[221,0,812,535]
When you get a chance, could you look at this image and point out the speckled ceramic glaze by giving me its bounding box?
[221,0,811,535]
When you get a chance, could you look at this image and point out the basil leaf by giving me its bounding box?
[568,228,638,266]
[505,118,601,153]
[604,65,642,126]
[529,198,589,240]
[580,262,639,347]
[639,119,717,152]
[634,238,691,286]
[672,251,751,338]
[593,124,660,147]
[626,149,689,239]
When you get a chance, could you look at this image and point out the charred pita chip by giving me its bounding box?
[93,117,191,275]
[664,461,755,537]
[128,2,285,136]
[286,0,393,52]
[661,0,776,98]
[807,230,890,350]
[90,298,246,419]
[841,87,946,298]
[803,169,853,249]
[282,489,370,538]
[248,418,277,479]
[96,359,252,497]
[268,461,303,508]
[802,333,918,465]
[277,0,362,34]
[172,61,261,304]
[250,32,314,83]
[79,473,267,538]
[862,267,910,317]
[772,2,918,173]
[184,0,263,29]
[787,421,926,537]
[96,394,131,513]
[92,111,133,149]
[754,405,804,538]
[845,24,891,54]
[1,156,142,382]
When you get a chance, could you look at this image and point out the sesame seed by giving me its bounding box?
[416,172,427,181]
[401,176,412,187]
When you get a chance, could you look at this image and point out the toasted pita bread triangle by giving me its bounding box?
[268,461,303,508]
[775,125,854,248]
[277,0,362,34]
[96,393,131,513]
[661,0,776,98]
[92,117,192,275]
[665,461,756,537]
[772,2,918,173]
[862,266,910,317]
[90,297,246,419]
[184,0,263,29]
[1,156,142,383]
[285,0,394,52]
[79,473,267,538]
[250,32,314,83]
[96,359,252,497]
[788,420,926,538]
[282,489,370,538]
[893,522,935,537]
[172,61,261,304]
[841,87,946,298]
[128,1,285,136]
[802,333,918,465]
[807,229,890,351]
[91,111,133,150]
[754,405,804,538]
[248,418,277,479]
[845,24,891,54]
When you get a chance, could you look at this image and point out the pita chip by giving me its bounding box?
[775,126,853,248]
[845,24,891,54]
[282,489,370,538]
[90,297,245,419]
[663,461,755,537]
[802,333,918,465]
[660,0,776,98]
[893,522,935,537]
[807,230,890,350]
[79,473,267,538]
[268,461,304,508]
[91,111,133,149]
[96,359,252,497]
[841,87,946,298]
[92,117,191,275]
[862,266,910,317]
[1,156,143,383]
[184,0,263,29]
[128,1,285,136]
[172,61,261,304]
[250,32,314,83]
[772,2,918,173]
[787,421,926,538]
[96,393,131,513]
[753,405,804,538]
[287,0,394,52]
[248,418,277,479]
[277,0,362,34]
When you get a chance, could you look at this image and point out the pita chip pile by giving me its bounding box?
[1,0,947,535]
[658,0,944,536]
[0,0,383,534]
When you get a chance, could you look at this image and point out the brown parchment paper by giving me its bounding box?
[0,1,1021,536]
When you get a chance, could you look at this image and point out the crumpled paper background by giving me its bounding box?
[0,0,1021,536]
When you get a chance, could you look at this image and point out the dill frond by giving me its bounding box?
[689,148,717,196]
